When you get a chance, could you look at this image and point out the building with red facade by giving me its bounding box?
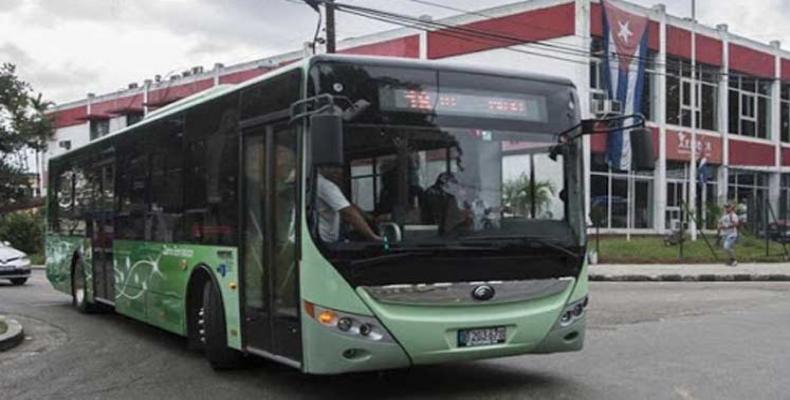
[45,0,790,234]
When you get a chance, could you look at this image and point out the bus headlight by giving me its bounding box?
[304,301,394,343]
[337,317,353,332]
[558,296,588,328]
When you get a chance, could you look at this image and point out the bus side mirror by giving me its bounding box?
[310,114,344,166]
[630,127,655,171]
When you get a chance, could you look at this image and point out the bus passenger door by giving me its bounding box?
[242,122,302,363]
[91,161,115,304]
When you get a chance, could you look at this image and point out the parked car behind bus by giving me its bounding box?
[0,241,31,285]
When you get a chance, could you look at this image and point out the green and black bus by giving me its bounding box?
[46,54,644,374]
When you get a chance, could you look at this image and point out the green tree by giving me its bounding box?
[0,63,54,207]
[503,174,556,218]
[0,211,44,255]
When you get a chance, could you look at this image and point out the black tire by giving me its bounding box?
[201,280,244,369]
[72,260,96,313]
[10,278,27,286]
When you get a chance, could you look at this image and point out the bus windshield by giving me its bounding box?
[307,61,584,267]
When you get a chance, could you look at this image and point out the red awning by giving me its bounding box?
[76,113,112,121]
[106,106,144,115]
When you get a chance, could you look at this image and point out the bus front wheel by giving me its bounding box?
[200,280,244,370]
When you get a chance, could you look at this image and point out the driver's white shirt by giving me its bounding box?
[317,175,351,242]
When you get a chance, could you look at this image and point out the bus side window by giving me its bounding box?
[55,170,75,235]
[148,118,185,243]
[115,145,147,241]
[69,167,88,236]
[184,95,239,246]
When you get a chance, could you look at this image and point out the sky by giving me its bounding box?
[0,0,788,105]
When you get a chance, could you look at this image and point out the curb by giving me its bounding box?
[0,317,24,351]
[589,274,790,282]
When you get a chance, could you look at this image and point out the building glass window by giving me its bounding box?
[780,174,790,220]
[90,119,110,141]
[728,74,772,139]
[666,57,718,131]
[126,112,144,127]
[728,169,771,232]
[665,161,688,230]
[664,161,720,230]
[781,85,790,143]
[589,154,654,230]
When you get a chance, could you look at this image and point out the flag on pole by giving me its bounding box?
[698,157,709,184]
[602,0,649,171]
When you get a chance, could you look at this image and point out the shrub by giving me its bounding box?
[0,210,44,255]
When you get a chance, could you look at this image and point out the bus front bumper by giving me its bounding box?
[301,315,411,374]
[354,280,585,366]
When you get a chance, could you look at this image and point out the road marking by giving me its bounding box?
[674,386,697,400]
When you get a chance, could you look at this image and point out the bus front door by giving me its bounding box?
[241,122,302,365]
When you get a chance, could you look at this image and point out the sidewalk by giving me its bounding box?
[590,263,790,281]
[0,316,24,351]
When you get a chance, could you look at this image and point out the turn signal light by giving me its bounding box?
[318,310,337,325]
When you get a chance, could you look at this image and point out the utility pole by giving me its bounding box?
[689,1,698,241]
[325,0,336,53]
[691,0,696,21]
[301,0,335,53]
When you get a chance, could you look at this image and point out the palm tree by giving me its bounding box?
[503,174,556,218]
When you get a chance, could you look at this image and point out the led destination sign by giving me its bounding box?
[379,87,548,122]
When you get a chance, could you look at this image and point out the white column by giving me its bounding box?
[654,4,668,233]
[576,0,593,228]
[86,92,94,115]
[770,40,782,215]
[143,80,151,116]
[213,63,224,86]
[419,30,428,60]
[717,24,730,205]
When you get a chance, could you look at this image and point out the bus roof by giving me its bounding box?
[50,54,576,163]
[308,54,576,88]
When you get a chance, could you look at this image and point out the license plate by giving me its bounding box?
[457,326,506,347]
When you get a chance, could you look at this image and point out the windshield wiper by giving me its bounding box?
[349,252,424,268]
[346,244,498,268]
[460,235,580,258]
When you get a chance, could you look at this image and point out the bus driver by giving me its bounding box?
[317,167,382,243]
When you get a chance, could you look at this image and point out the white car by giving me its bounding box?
[0,241,31,286]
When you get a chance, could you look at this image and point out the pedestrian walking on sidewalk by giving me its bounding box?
[718,202,740,267]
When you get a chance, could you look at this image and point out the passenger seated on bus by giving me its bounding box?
[421,172,471,235]
[318,166,382,243]
[375,159,423,223]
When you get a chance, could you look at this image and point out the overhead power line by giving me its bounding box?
[327,1,765,83]
[332,2,664,69]
[402,0,592,45]
[288,0,790,85]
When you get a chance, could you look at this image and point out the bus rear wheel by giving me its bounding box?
[200,280,244,370]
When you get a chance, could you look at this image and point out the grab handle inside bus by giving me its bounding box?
[310,114,344,166]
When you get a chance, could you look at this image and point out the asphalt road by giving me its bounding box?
[2,270,790,400]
